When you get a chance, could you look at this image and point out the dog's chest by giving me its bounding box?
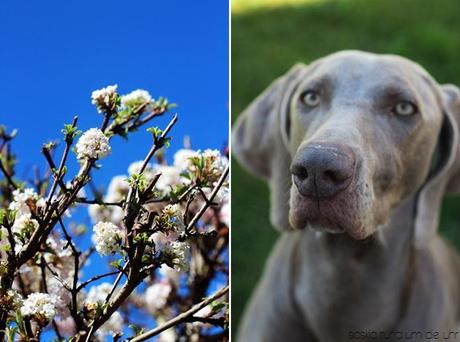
[293,233,404,341]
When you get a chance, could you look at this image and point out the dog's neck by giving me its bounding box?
[298,194,419,338]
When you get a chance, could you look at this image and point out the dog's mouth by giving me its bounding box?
[288,184,370,240]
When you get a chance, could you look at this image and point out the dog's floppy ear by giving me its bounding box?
[414,84,460,248]
[232,64,306,230]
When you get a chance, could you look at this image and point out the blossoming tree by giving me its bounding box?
[0,85,229,341]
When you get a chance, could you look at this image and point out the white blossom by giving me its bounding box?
[47,277,70,315]
[195,305,212,318]
[45,235,75,285]
[9,188,43,216]
[86,282,112,304]
[155,165,182,193]
[149,232,174,251]
[121,89,153,113]
[184,149,228,187]
[158,265,180,287]
[92,222,123,256]
[88,175,127,225]
[88,204,124,225]
[162,241,189,272]
[106,175,129,202]
[145,281,172,314]
[76,128,111,160]
[1,289,22,312]
[11,213,39,253]
[91,84,118,113]
[46,235,73,259]
[88,204,112,224]
[163,204,182,216]
[36,197,46,209]
[201,149,228,181]
[21,293,57,322]
[12,213,39,236]
[128,160,157,180]
[173,149,198,170]
[97,311,123,339]
[160,204,185,233]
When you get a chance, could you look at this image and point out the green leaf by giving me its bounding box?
[0,209,6,225]
[127,173,147,191]
[129,324,145,336]
[61,123,81,141]
[146,126,163,140]
[15,311,26,335]
[1,244,11,252]
[7,326,18,342]
[210,300,227,314]
[110,259,123,270]
[163,137,171,148]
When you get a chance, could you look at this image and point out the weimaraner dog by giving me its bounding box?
[233,51,460,341]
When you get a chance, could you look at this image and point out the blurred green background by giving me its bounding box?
[231,0,460,332]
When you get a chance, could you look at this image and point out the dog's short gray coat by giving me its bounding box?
[233,51,460,341]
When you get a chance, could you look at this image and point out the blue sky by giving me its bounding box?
[1,0,229,181]
[1,0,228,339]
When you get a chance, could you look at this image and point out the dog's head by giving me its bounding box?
[233,51,460,247]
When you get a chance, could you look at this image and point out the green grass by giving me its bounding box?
[232,0,460,332]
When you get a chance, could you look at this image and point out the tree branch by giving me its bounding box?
[130,286,228,342]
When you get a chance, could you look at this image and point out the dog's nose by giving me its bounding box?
[290,144,355,198]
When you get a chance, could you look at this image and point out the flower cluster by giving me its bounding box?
[75,128,111,160]
[92,221,123,256]
[86,282,113,305]
[188,149,228,186]
[155,204,185,234]
[91,84,118,113]
[162,241,190,271]
[0,289,22,313]
[2,188,47,253]
[145,281,172,314]
[21,293,57,323]
[9,188,45,216]
[121,89,154,113]
[11,214,39,253]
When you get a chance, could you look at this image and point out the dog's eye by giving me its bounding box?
[301,91,320,107]
[394,101,417,116]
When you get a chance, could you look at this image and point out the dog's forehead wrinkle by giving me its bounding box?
[308,53,434,103]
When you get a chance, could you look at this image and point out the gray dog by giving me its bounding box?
[233,51,460,341]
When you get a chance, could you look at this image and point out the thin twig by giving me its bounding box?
[41,259,72,292]
[185,165,229,233]
[130,286,228,342]
[0,157,18,189]
[58,218,84,330]
[41,146,67,196]
[84,261,130,342]
[76,271,120,292]
[39,256,65,341]
[75,197,124,206]
[101,111,113,132]
[45,116,77,208]
[139,114,178,175]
